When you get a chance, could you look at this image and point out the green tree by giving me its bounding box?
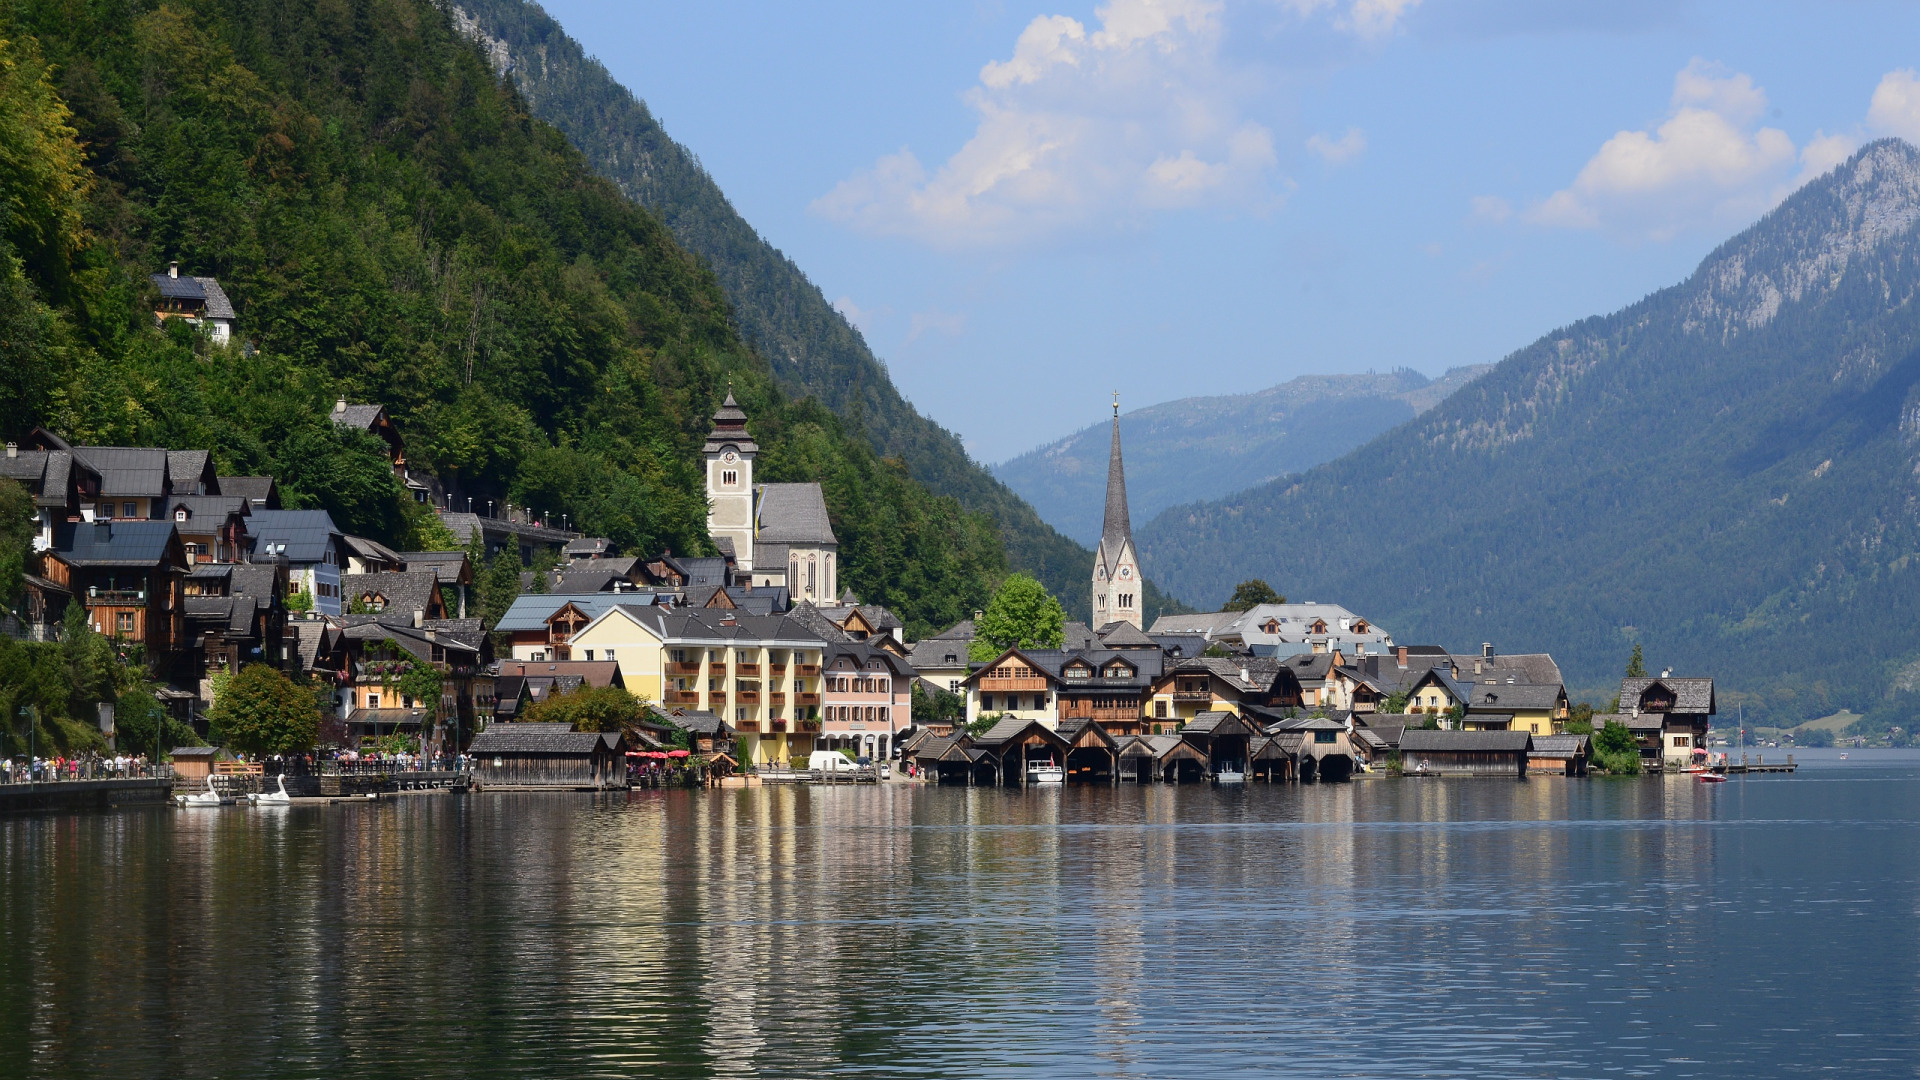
[1222,579,1284,611]
[62,601,118,717]
[1625,643,1647,679]
[1591,719,1640,775]
[0,478,34,608]
[1564,700,1597,734]
[114,686,200,759]
[910,680,963,727]
[969,573,1065,662]
[207,663,319,755]
[524,684,651,737]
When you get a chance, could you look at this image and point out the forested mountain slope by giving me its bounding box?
[441,0,1185,625]
[1138,141,1920,718]
[997,366,1488,546]
[0,0,1003,638]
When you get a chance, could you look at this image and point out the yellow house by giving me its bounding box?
[1464,681,1569,736]
[572,605,825,766]
[1404,667,1469,723]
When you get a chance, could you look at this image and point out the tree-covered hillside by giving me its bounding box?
[0,0,1002,638]
[1138,141,1920,719]
[440,0,1187,627]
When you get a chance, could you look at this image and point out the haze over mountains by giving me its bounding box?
[995,367,1489,547]
[1138,141,1920,718]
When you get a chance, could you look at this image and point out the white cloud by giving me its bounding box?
[1469,195,1512,223]
[1528,59,1801,239]
[813,0,1291,248]
[1306,127,1367,164]
[1868,69,1920,142]
[1278,0,1423,38]
[905,309,968,344]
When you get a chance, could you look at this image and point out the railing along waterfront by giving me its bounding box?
[1,759,175,783]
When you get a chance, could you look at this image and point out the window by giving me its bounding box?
[981,694,994,711]
[604,649,615,662]
[948,679,960,692]
[123,502,138,518]
[1155,701,1168,718]
[368,693,381,709]
[722,469,737,486]
[531,651,547,662]
[735,707,747,722]
[584,650,594,661]
[175,509,187,522]
[115,611,135,634]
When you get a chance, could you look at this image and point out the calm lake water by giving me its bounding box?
[3,748,1918,1079]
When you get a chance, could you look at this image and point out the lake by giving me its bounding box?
[3,748,1918,1079]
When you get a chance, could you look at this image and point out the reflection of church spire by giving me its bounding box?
[1101,391,1130,562]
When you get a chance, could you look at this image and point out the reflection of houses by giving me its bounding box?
[1618,675,1715,768]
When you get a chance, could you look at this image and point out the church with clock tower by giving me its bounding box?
[1091,396,1142,630]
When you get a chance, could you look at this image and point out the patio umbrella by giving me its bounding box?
[666,749,690,759]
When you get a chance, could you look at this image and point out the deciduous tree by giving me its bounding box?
[208,663,319,755]
[970,573,1065,662]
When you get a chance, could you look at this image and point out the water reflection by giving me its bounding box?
[4,757,1920,1078]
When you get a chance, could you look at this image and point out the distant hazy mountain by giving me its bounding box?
[994,368,1489,547]
[1137,141,1920,716]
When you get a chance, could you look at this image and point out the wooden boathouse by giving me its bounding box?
[468,723,629,790]
[1398,729,1531,777]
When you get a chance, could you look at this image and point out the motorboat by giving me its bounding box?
[1696,773,1728,784]
[1214,768,1247,785]
[250,774,293,805]
[1026,761,1065,785]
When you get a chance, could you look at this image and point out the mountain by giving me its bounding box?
[0,0,1005,638]
[1137,141,1920,717]
[994,367,1489,547]
[441,0,1185,626]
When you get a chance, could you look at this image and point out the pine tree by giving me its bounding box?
[1626,644,1647,679]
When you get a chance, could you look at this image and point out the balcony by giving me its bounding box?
[737,690,760,705]
[769,664,787,678]
[666,662,702,676]
[708,663,728,676]
[770,718,787,730]
[795,664,820,677]
[1172,690,1214,703]
[795,692,820,707]
[736,663,761,677]
[664,690,701,705]
[85,588,147,605]
[770,692,786,705]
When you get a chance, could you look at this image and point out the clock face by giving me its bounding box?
[1120,567,1133,580]
[722,451,737,464]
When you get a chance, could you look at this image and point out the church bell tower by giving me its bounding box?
[704,390,757,571]
[1091,393,1142,630]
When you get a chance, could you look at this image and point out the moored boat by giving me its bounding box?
[1026,762,1064,785]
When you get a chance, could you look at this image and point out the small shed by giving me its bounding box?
[1398,729,1531,777]
[170,745,220,781]
[467,724,628,789]
[1529,733,1590,776]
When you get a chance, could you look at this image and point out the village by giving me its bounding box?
[0,266,1740,796]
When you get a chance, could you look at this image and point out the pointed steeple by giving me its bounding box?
[1101,391,1130,557]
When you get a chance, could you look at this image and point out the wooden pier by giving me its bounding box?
[1715,753,1796,774]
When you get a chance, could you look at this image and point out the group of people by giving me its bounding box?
[2,754,158,783]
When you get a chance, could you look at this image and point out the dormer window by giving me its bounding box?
[175,509,188,522]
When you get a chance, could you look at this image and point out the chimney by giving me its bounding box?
[1473,658,1483,676]
[4,442,14,459]
[168,261,180,279]
[973,609,983,622]
[1239,666,1250,683]
[1482,642,1493,659]
[1662,668,1671,678]
[1396,646,1408,670]
[333,397,347,414]
[424,627,437,642]
[412,609,423,628]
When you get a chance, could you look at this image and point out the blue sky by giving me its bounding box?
[538,0,1920,463]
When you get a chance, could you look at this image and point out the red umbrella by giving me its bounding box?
[666,749,690,759]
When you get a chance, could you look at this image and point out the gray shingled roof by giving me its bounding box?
[75,446,169,497]
[329,403,386,433]
[400,550,470,583]
[1532,734,1590,756]
[342,534,404,566]
[1398,730,1532,752]
[754,483,837,544]
[467,726,611,754]
[218,476,277,508]
[170,495,249,525]
[247,509,341,564]
[341,571,441,617]
[0,450,78,509]
[166,450,215,495]
[1466,683,1565,712]
[908,636,970,669]
[1620,677,1716,715]
[51,520,180,566]
[196,277,235,320]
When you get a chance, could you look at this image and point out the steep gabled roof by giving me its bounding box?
[50,520,182,566]
[1620,676,1716,714]
[246,510,341,564]
[74,446,169,498]
[755,483,837,544]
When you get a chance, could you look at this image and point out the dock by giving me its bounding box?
[1711,754,1796,774]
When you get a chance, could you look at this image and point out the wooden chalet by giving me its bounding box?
[1054,650,1158,735]
[39,520,189,673]
[1180,710,1260,777]
[1528,733,1589,776]
[969,717,1071,786]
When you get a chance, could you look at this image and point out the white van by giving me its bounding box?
[808,751,858,773]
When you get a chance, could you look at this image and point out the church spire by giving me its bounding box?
[1102,391,1130,552]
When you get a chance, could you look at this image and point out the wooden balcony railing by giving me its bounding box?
[795,692,820,707]
[736,691,760,705]
[770,692,786,705]
[664,690,701,705]
[709,662,728,676]
[769,664,787,678]
[736,663,761,677]
[665,662,702,676]
[795,664,820,677]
